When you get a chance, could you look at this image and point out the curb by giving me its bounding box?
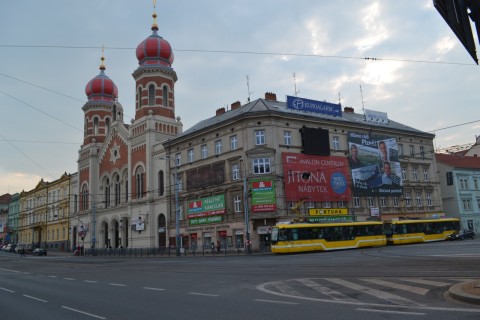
[449,281,480,305]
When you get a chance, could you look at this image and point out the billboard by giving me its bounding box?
[282,152,351,202]
[347,131,403,196]
[251,178,276,213]
[287,95,342,117]
[187,195,226,218]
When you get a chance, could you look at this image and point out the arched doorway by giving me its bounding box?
[158,214,167,248]
[102,221,110,248]
[112,220,120,248]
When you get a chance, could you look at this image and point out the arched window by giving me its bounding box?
[93,117,99,135]
[158,170,165,196]
[135,166,145,199]
[114,175,121,206]
[84,117,88,135]
[162,86,168,107]
[148,84,155,106]
[137,87,142,109]
[104,178,110,208]
[113,104,117,121]
[105,118,110,133]
[81,184,89,211]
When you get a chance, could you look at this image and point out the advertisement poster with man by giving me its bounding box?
[347,132,402,196]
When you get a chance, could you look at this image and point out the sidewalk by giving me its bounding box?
[449,280,480,305]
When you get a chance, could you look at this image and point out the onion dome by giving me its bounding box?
[85,55,118,102]
[136,8,174,67]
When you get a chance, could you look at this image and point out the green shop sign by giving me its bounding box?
[189,215,223,225]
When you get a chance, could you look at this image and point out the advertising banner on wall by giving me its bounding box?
[286,95,342,117]
[347,131,403,196]
[187,194,226,219]
[282,152,351,202]
[251,178,276,213]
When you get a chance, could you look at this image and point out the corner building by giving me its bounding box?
[164,93,445,251]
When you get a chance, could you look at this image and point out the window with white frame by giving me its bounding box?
[398,144,403,156]
[338,201,345,208]
[255,130,265,145]
[284,131,292,145]
[201,145,208,159]
[459,178,469,190]
[474,178,479,190]
[423,167,429,181]
[354,196,360,208]
[176,175,183,192]
[188,149,194,163]
[393,197,399,207]
[413,168,418,181]
[420,145,425,159]
[402,168,407,181]
[426,192,432,207]
[306,201,315,208]
[380,197,387,207]
[175,153,181,166]
[233,195,242,212]
[404,192,411,207]
[332,136,340,150]
[230,135,238,150]
[323,201,331,208]
[409,145,414,156]
[463,198,472,210]
[253,158,271,174]
[416,192,422,206]
[215,140,222,155]
[232,163,240,181]
[367,197,374,207]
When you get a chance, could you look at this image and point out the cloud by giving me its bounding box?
[355,1,389,52]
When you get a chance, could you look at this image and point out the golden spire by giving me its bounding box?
[152,0,158,30]
[100,45,106,70]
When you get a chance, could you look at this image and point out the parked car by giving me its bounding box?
[1,244,10,251]
[32,248,47,256]
[15,244,27,254]
[448,229,476,240]
[8,244,17,252]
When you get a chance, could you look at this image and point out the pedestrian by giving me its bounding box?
[210,242,215,254]
[216,240,221,253]
[20,247,26,258]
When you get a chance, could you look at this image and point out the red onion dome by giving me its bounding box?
[136,25,174,67]
[85,63,118,102]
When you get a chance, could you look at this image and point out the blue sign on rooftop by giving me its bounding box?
[287,95,342,117]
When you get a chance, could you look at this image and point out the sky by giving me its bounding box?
[1,0,479,195]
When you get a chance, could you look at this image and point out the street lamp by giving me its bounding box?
[159,155,180,256]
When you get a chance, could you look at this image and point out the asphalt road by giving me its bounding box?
[1,239,480,320]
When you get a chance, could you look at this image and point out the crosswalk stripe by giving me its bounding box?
[400,278,452,287]
[295,279,358,302]
[324,278,424,306]
[360,278,429,295]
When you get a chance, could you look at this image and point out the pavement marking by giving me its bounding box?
[0,287,15,293]
[0,268,20,273]
[360,278,429,295]
[109,283,126,287]
[144,287,165,291]
[84,280,98,283]
[62,306,107,319]
[189,292,219,297]
[324,278,424,306]
[255,299,298,305]
[295,278,357,302]
[270,281,304,297]
[23,294,48,303]
[400,278,452,287]
[48,275,58,278]
[64,277,75,281]
[356,308,426,316]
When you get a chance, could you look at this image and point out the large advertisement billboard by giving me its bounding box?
[251,178,276,213]
[187,195,225,226]
[282,152,351,202]
[347,132,403,196]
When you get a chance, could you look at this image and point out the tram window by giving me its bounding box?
[278,229,288,241]
[292,229,298,240]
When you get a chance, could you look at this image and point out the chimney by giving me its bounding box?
[231,101,241,110]
[343,106,354,113]
[265,92,277,101]
[216,107,226,116]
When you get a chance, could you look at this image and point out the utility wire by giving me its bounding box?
[0,44,477,66]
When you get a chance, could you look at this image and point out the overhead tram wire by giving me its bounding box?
[0,44,477,66]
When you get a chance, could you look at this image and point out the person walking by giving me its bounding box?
[20,247,26,258]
